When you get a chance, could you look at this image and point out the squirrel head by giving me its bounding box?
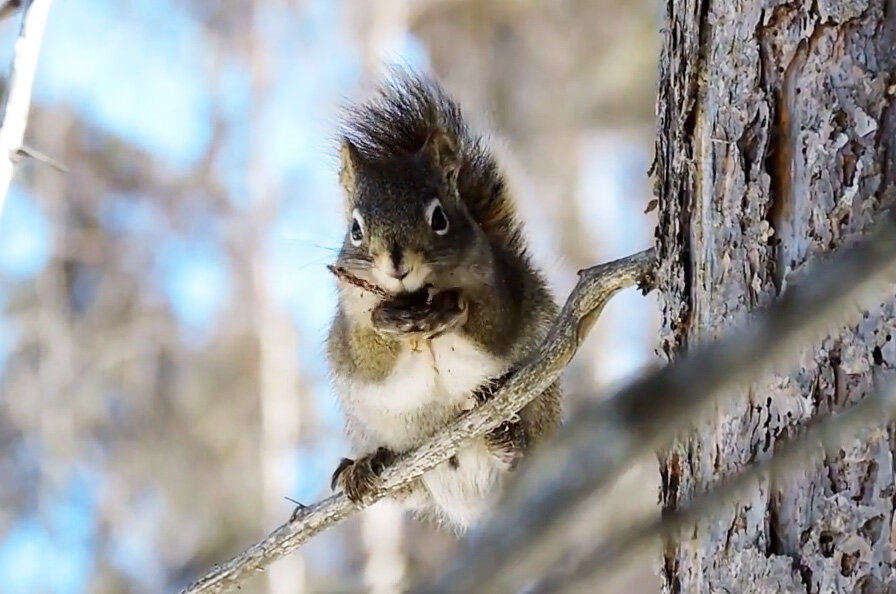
[335,128,490,296]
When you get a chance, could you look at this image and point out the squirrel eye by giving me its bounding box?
[427,200,449,235]
[350,209,364,246]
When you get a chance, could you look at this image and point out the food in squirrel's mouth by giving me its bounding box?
[327,265,389,298]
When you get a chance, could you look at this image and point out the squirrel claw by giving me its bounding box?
[330,458,355,491]
[330,446,396,504]
[472,368,516,405]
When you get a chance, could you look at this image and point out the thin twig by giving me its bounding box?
[0,0,52,218]
[327,264,389,297]
[415,209,896,594]
[178,248,657,594]
[16,143,68,172]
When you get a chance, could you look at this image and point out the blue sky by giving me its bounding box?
[0,466,97,594]
[0,186,49,278]
[36,0,213,168]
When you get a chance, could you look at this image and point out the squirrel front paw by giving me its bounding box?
[330,446,396,504]
[372,288,467,339]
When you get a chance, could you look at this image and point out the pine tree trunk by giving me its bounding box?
[655,0,896,592]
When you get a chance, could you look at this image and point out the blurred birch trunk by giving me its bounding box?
[249,1,305,593]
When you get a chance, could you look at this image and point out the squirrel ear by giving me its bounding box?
[339,137,363,195]
[422,128,459,185]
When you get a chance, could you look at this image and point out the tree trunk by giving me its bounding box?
[655,0,896,592]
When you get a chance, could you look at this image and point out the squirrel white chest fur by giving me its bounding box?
[339,332,509,528]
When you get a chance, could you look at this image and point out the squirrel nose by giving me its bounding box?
[389,246,409,280]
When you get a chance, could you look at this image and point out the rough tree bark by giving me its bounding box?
[656,0,896,592]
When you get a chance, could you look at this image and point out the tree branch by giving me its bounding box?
[0,0,52,218]
[178,248,657,594]
[415,209,896,594]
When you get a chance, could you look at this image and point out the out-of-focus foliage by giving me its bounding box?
[0,1,659,593]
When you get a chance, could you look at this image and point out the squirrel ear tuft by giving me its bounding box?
[339,137,363,195]
[422,128,459,184]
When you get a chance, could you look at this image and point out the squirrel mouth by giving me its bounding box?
[374,264,430,294]
[328,264,432,298]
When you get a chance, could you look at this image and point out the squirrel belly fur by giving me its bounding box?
[326,70,560,532]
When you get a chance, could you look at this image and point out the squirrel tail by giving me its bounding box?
[340,68,524,252]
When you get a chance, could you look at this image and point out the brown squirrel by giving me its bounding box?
[327,70,560,531]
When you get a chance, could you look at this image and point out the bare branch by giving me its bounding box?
[0,0,52,218]
[178,248,657,594]
[415,210,896,594]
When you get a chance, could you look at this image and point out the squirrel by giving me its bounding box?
[326,70,560,531]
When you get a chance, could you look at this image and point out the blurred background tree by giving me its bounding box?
[0,1,660,592]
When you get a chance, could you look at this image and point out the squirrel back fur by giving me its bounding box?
[340,70,524,254]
